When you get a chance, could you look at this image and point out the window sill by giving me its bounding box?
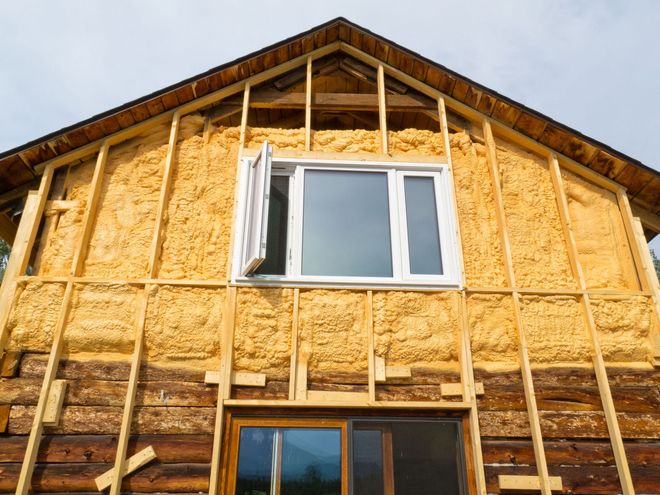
[231,277,463,291]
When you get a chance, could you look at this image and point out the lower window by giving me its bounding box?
[226,417,468,495]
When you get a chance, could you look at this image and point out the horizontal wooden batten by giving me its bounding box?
[498,475,563,492]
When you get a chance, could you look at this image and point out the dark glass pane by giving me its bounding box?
[391,421,462,495]
[302,170,392,277]
[255,175,289,275]
[280,428,341,495]
[235,427,275,495]
[404,177,443,275]
[352,429,384,495]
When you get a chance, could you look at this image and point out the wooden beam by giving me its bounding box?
[0,213,17,244]
[305,56,312,151]
[366,290,376,401]
[289,288,300,400]
[33,41,341,175]
[377,64,388,154]
[42,379,66,426]
[617,189,651,293]
[498,475,563,492]
[306,390,370,402]
[483,119,553,495]
[631,203,660,234]
[95,446,157,491]
[339,57,409,94]
[207,104,243,125]
[205,370,267,387]
[224,399,471,410]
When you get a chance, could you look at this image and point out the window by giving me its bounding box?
[234,141,460,287]
[227,417,468,495]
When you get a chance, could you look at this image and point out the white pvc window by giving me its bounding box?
[234,152,460,288]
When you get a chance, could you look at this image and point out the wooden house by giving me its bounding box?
[0,17,658,495]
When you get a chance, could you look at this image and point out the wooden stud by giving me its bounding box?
[374,355,386,383]
[42,379,67,426]
[305,56,312,151]
[548,154,635,494]
[483,119,553,495]
[289,288,300,400]
[34,42,341,175]
[95,446,157,491]
[377,64,388,154]
[295,352,308,401]
[498,475,562,492]
[366,290,376,401]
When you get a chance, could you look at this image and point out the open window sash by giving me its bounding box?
[240,141,273,276]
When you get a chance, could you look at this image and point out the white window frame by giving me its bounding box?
[232,156,461,289]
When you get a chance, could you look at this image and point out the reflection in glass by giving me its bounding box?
[235,427,275,495]
[255,175,289,275]
[403,177,443,275]
[352,429,384,495]
[302,170,392,277]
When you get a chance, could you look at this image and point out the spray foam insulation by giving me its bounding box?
[496,138,574,289]
[158,117,239,279]
[467,294,519,367]
[373,291,460,369]
[82,124,170,278]
[233,288,293,373]
[144,285,223,365]
[590,296,654,362]
[561,169,639,290]
[7,281,65,352]
[298,290,368,372]
[451,132,507,287]
[520,295,591,363]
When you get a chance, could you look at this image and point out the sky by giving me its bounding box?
[1,1,659,249]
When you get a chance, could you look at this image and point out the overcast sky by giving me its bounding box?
[1,1,659,249]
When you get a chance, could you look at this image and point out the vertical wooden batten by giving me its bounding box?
[289,288,301,400]
[305,56,312,151]
[377,64,388,154]
[483,119,554,495]
[366,290,376,402]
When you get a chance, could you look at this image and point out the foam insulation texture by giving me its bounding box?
[82,126,169,278]
[520,295,592,363]
[233,288,293,373]
[7,281,66,352]
[299,290,368,372]
[496,138,574,289]
[144,285,223,365]
[373,291,460,369]
[590,296,654,362]
[451,132,507,287]
[467,294,519,367]
[561,169,639,290]
[158,117,238,279]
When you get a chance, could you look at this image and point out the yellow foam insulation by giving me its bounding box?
[467,294,519,367]
[233,288,293,373]
[590,296,653,362]
[82,125,169,278]
[451,132,506,287]
[387,129,444,158]
[298,290,367,372]
[6,281,65,352]
[313,129,380,153]
[496,139,574,288]
[373,291,460,369]
[561,169,639,290]
[520,295,591,363]
[246,127,306,150]
[35,158,96,276]
[158,118,239,279]
[63,283,137,354]
[144,285,223,366]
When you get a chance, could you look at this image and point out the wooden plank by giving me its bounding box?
[616,189,647,291]
[0,212,17,244]
[384,366,411,379]
[289,288,300,400]
[377,64,388,154]
[0,350,21,377]
[483,119,554,495]
[366,290,375,401]
[549,155,635,494]
[498,475,563,491]
[295,352,308,401]
[441,382,484,397]
[95,446,157,491]
[306,390,370,402]
[305,56,312,151]
[224,399,471,410]
[205,370,266,387]
[374,355,386,383]
[42,379,66,426]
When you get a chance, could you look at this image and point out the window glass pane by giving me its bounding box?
[235,427,275,495]
[280,428,341,495]
[391,421,462,495]
[302,170,392,277]
[255,175,289,275]
[352,429,384,495]
[403,176,443,275]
